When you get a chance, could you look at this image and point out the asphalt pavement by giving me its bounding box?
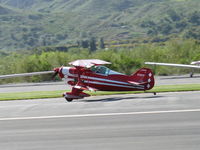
[0,91,200,150]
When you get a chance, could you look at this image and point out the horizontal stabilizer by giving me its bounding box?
[128,81,147,85]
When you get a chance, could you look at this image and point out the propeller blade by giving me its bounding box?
[52,67,61,80]
[52,71,59,80]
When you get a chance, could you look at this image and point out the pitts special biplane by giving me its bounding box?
[0,59,155,102]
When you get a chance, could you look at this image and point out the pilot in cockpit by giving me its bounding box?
[91,66,109,75]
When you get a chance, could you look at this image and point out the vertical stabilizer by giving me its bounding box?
[130,68,155,90]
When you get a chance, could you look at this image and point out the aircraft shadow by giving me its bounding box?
[82,95,164,102]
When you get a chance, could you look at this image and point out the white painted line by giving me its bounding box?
[0,109,200,121]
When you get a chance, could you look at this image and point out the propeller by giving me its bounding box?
[52,67,60,80]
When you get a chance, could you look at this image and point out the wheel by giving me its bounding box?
[65,98,73,102]
[153,92,156,95]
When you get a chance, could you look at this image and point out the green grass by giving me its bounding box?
[1,84,200,101]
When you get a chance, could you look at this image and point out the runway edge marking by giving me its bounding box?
[0,109,200,121]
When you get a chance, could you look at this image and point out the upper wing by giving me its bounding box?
[145,62,200,69]
[69,59,111,68]
[0,71,54,79]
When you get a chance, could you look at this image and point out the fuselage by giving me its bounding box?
[58,66,148,91]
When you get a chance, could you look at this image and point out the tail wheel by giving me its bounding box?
[65,98,73,102]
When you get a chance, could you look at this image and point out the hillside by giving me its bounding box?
[0,0,200,50]
[0,4,16,14]
[0,6,9,15]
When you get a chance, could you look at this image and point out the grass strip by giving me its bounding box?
[1,84,200,101]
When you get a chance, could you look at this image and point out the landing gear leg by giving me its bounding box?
[65,98,73,102]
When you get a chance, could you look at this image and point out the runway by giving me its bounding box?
[0,92,200,149]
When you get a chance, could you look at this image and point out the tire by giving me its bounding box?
[65,98,73,102]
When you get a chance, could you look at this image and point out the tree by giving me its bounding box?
[99,37,105,49]
[160,24,173,35]
[185,28,200,40]
[89,37,97,52]
[167,10,180,21]
[189,11,200,25]
[80,40,89,48]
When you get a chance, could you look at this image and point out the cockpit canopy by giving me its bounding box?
[91,66,123,75]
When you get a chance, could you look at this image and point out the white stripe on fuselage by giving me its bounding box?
[80,75,144,88]
[84,80,144,89]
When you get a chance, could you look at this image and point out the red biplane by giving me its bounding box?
[0,59,155,101]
